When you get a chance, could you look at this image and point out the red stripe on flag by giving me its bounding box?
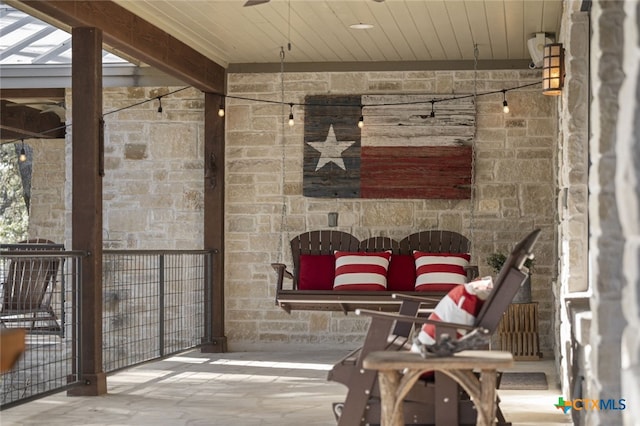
[360,146,472,199]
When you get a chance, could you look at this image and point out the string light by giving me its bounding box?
[288,103,295,126]
[358,105,364,129]
[18,140,27,162]
[0,83,540,146]
[502,90,509,114]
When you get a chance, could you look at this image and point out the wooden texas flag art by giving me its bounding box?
[303,94,475,199]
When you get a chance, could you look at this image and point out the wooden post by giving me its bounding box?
[201,91,227,353]
[68,27,106,396]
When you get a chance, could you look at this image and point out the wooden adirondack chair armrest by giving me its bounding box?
[271,263,293,291]
[355,309,476,331]
[391,293,441,304]
[465,265,479,280]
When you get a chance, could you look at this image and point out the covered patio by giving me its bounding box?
[1,1,639,425]
[1,348,570,426]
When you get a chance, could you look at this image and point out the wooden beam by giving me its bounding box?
[13,1,225,94]
[0,88,65,99]
[0,100,66,139]
[201,92,227,353]
[67,26,106,397]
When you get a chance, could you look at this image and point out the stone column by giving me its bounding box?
[618,1,640,424]
[587,1,627,424]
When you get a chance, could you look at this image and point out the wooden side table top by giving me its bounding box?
[363,349,514,371]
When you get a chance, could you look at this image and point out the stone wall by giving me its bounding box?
[63,86,205,250]
[225,70,557,352]
[619,2,640,424]
[555,1,592,403]
[32,71,557,355]
[26,138,65,245]
[588,0,625,423]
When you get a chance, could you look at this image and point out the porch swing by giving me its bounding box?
[270,50,481,315]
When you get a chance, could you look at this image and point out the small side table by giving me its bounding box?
[498,302,542,360]
[363,350,514,426]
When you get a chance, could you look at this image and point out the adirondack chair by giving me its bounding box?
[0,239,65,335]
[329,228,541,426]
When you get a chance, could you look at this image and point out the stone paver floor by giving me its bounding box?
[0,348,572,425]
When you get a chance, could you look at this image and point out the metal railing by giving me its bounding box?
[102,250,212,372]
[0,248,213,408]
[0,249,82,408]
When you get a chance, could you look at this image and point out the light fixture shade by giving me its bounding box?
[542,43,564,96]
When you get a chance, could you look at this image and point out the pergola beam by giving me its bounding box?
[10,0,226,94]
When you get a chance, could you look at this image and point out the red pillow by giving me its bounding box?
[298,255,335,290]
[333,251,391,291]
[413,252,471,292]
[387,255,416,292]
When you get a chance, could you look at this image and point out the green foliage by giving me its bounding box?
[0,144,28,243]
[486,251,535,274]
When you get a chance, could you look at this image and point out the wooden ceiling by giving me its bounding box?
[112,0,564,71]
[1,0,565,140]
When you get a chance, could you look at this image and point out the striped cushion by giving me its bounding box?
[413,252,471,292]
[413,276,494,346]
[333,251,391,291]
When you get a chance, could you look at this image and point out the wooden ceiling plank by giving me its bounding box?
[286,2,355,62]
[542,0,564,38]
[405,1,441,60]
[485,0,508,62]
[443,1,476,60]
[462,1,492,59]
[522,0,546,39]
[504,0,525,59]
[14,0,225,93]
[327,1,384,62]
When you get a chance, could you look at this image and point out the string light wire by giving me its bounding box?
[1,81,538,145]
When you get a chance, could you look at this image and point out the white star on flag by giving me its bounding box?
[307,124,356,171]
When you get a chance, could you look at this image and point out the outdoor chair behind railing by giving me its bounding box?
[0,239,65,336]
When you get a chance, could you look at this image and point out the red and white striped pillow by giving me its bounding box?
[413,251,471,292]
[333,251,391,291]
[413,276,494,346]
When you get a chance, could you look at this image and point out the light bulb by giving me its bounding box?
[288,113,295,126]
[502,90,509,113]
[19,148,27,162]
[358,116,364,128]
[218,106,225,117]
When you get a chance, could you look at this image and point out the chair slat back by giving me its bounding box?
[1,239,64,311]
[290,230,360,288]
[359,237,400,253]
[474,229,541,333]
[398,230,470,255]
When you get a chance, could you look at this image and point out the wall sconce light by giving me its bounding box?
[542,43,564,96]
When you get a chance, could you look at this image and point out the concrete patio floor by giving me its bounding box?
[0,348,573,426]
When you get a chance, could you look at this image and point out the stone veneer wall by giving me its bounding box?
[587,1,640,425]
[63,86,205,250]
[225,70,557,353]
[555,0,591,403]
[618,1,640,423]
[26,138,65,245]
[35,71,557,354]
